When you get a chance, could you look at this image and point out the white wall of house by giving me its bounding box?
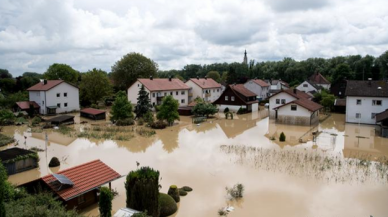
[244,81,269,99]
[217,103,258,112]
[296,81,318,93]
[317,83,330,90]
[269,92,297,118]
[346,96,388,124]
[277,103,319,125]
[128,81,189,107]
[29,82,80,115]
[185,80,222,102]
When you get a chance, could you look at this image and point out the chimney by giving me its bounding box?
[169,76,172,81]
[368,78,372,81]
[150,76,153,80]
[293,89,297,94]
[44,80,47,85]
[368,78,372,86]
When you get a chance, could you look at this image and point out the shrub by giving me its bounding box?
[159,193,178,217]
[180,186,192,192]
[99,187,113,217]
[0,110,14,126]
[0,134,15,147]
[237,107,247,114]
[167,185,180,203]
[279,132,286,142]
[48,157,60,167]
[178,189,187,196]
[143,111,154,125]
[137,118,144,126]
[116,118,134,126]
[226,183,244,199]
[91,104,99,109]
[31,116,41,126]
[223,107,229,113]
[132,212,151,217]
[150,120,167,129]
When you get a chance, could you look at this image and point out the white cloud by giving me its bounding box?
[0,0,387,76]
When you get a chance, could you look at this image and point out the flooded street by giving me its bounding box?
[2,110,388,217]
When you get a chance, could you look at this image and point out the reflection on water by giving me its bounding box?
[2,111,388,217]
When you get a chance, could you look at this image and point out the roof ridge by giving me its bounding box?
[42,159,101,178]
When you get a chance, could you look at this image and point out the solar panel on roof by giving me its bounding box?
[53,174,74,186]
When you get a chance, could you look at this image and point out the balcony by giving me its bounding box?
[188,93,193,97]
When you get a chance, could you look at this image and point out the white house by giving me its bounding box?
[244,79,270,100]
[267,79,289,96]
[185,78,222,103]
[269,89,312,118]
[27,80,80,115]
[345,80,388,124]
[127,77,190,107]
[308,72,331,89]
[296,80,322,95]
[273,98,322,125]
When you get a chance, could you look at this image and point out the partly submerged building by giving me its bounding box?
[213,84,258,112]
[244,79,270,101]
[0,148,39,175]
[185,77,222,103]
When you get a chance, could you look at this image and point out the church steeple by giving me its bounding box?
[243,50,248,65]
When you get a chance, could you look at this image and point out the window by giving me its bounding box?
[57,103,61,108]
[371,113,376,119]
[164,92,167,96]
[64,92,67,97]
[372,100,382,106]
[225,96,229,101]
[303,84,308,87]
[213,89,215,93]
[152,102,155,106]
[276,99,280,104]
[137,84,139,87]
[291,105,297,111]
[175,91,178,95]
[356,99,362,105]
[231,96,235,101]
[356,113,361,119]
[152,93,155,97]
[170,92,173,95]
[217,89,220,92]
[181,91,185,95]
[42,101,44,105]
[64,103,68,107]
[181,99,185,103]
[57,93,60,97]
[78,195,85,204]
[281,99,286,104]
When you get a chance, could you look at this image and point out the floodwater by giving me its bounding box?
[2,110,388,217]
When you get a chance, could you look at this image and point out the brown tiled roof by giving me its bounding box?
[41,160,121,201]
[80,108,106,115]
[309,73,330,85]
[188,101,197,107]
[231,84,257,97]
[270,89,312,100]
[275,98,323,112]
[345,80,388,97]
[189,78,221,89]
[250,79,270,87]
[138,78,190,91]
[376,109,388,122]
[16,101,40,110]
[27,80,68,91]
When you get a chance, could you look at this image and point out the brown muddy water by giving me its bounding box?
[2,110,388,217]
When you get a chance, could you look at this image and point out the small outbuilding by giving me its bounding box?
[0,148,39,175]
[48,115,75,126]
[14,101,40,114]
[80,108,106,120]
[376,109,388,138]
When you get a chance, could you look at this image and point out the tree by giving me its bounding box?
[99,187,113,217]
[44,63,79,84]
[332,64,353,84]
[79,68,112,104]
[156,95,179,126]
[320,92,336,111]
[111,53,158,90]
[377,50,388,79]
[0,69,12,79]
[206,71,220,82]
[110,91,134,122]
[0,78,16,93]
[125,167,160,217]
[226,66,237,84]
[135,85,152,118]
[191,103,218,118]
[0,162,6,217]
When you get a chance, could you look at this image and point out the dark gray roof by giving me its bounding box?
[345,80,388,97]
[376,109,388,123]
[0,148,35,162]
[306,80,323,90]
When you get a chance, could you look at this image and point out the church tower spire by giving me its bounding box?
[243,50,248,65]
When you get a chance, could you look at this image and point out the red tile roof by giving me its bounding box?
[275,98,323,112]
[41,160,121,201]
[27,80,64,91]
[270,89,312,100]
[188,78,221,89]
[231,84,257,97]
[80,108,106,115]
[16,101,40,110]
[138,78,190,91]
[250,79,270,87]
[309,73,330,85]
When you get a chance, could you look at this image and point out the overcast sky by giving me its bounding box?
[0,0,387,76]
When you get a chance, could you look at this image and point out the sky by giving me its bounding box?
[0,0,387,76]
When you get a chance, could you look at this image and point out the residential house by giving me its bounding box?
[21,160,121,210]
[267,79,289,96]
[185,77,222,102]
[213,84,258,112]
[296,80,322,96]
[269,89,321,125]
[127,77,190,107]
[244,79,270,100]
[345,80,388,124]
[27,80,80,115]
[308,72,331,89]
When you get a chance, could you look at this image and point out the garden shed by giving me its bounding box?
[376,109,388,138]
[80,108,106,120]
[48,115,75,126]
[0,147,39,175]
